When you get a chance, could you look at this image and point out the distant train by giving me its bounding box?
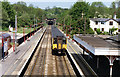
[51,25,67,55]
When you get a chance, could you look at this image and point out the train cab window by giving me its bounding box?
[53,38,57,44]
[58,39,62,44]
[63,38,66,44]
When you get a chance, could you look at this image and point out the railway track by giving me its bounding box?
[23,26,75,76]
[55,55,75,76]
[24,26,49,76]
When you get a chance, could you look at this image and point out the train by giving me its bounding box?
[51,25,67,55]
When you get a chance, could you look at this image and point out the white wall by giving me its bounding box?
[90,19,119,34]
[90,20,99,31]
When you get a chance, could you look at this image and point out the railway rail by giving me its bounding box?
[23,26,75,76]
[67,40,98,77]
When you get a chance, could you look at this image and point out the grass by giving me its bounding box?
[17,27,35,33]
[1,25,43,33]
[0,26,2,31]
[17,26,42,33]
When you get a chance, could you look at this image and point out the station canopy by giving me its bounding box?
[73,34,120,56]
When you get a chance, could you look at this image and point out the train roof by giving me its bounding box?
[51,25,65,38]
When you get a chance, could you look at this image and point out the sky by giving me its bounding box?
[0,0,117,2]
[0,0,118,9]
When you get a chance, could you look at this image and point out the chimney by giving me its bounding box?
[113,12,116,19]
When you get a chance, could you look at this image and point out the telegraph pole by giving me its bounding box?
[36,17,37,31]
[15,13,17,51]
[42,15,44,23]
[84,18,86,35]
[34,15,35,34]
[82,12,86,35]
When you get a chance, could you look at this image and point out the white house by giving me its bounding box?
[90,18,120,34]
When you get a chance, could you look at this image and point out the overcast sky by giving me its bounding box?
[0,0,117,2]
[0,0,117,9]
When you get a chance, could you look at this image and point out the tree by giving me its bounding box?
[2,8,10,29]
[1,1,44,30]
[90,2,109,18]
[96,28,101,34]
[109,27,118,34]
[117,1,120,18]
[110,2,116,17]
[69,2,93,34]
[2,1,15,28]
[69,2,90,19]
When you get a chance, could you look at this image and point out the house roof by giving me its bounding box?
[90,18,120,22]
[90,18,109,22]
[116,19,120,22]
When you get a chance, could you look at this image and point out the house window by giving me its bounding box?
[95,21,98,25]
[102,28,104,31]
[118,29,120,32]
[94,28,97,31]
[101,21,105,24]
[109,21,113,25]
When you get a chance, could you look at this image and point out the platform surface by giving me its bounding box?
[0,27,45,76]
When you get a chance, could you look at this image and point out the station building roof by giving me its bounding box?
[73,34,120,56]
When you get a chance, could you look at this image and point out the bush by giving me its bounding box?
[86,28,94,34]
[109,27,118,34]
[101,32,109,35]
[96,28,101,34]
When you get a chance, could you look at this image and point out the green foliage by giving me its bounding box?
[109,27,118,34]
[2,1,44,31]
[96,28,101,34]
[86,27,94,34]
[2,1,15,28]
[90,2,111,18]
[68,2,92,34]
[69,2,90,19]
[116,1,120,18]
[101,32,109,35]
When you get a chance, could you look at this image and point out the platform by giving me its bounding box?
[73,34,120,56]
[0,27,46,76]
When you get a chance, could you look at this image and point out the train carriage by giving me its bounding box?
[51,25,67,55]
